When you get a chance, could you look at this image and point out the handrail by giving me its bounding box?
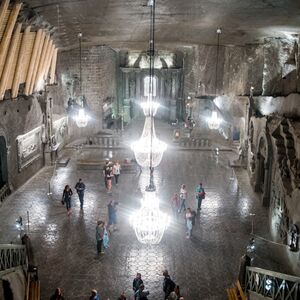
[247,267,300,283]
[246,266,300,300]
[0,244,27,274]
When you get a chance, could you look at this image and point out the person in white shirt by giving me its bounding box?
[178,184,187,213]
[113,160,121,185]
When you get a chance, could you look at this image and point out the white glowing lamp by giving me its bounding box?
[130,191,170,244]
[75,108,89,128]
[207,110,221,130]
[140,101,160,116]
[131,116,167,168]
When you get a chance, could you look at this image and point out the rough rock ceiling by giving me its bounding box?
[23,0,300,50]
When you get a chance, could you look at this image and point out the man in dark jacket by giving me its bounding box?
[75,178,85,209]
[133,273,143,299]
[163,270,176,300]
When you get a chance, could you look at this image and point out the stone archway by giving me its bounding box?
[254,130,273,206]
[0,136,8,189]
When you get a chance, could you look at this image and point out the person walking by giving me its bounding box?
[178,184,187,213]
[106,165,113,193]
[75,178,85,210]
[62,185,73,216]
[50,288,65,300]
[89,289,100,300]
[133,273,143,299]
[96,221,105,256]
[171,193,179,219]
[108,200,118,231]
[163,270,176,300]
[195,182,205,211]
[185,208,193,238]
[103,161,110,189]
[117,292,127,300]
[113,160,121,185]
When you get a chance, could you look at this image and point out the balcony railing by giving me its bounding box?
[246,266,300,300]
[0,244,27,276]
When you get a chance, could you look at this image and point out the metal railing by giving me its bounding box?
[0,244,27,276]
[0,183,11,203]
[246,266,300,300]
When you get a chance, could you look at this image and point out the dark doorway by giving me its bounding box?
[0,136,8,189]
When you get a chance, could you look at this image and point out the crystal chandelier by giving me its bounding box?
[207,110,221,130]
[130,0,169,244]
[75,108,88,128]
[130,191,170,245]
[131,116,167,168]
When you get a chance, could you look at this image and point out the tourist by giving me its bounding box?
[103,223,110,249]
[62,185,73,216]
[113,160,121,185]
[134,284,149,300]
[195,182,205,211]
[106,165,113,193]
[75,178,85,209]
[186,208,193,238]
[50,288,65,300]
[108,200,118,232]
[171,193,179,219]
[168,285,181,300]
[89,289,100,300]
[178,184,187,213]
[103,161,110,189]
[163,270,176,300]
[96,221,105,256]
[133,273,144,299]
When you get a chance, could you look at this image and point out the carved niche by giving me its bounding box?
[17,127,42,172]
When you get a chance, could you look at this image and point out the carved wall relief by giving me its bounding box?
[271,176,289,244]
[17,127,42,172]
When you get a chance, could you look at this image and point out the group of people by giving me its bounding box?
[171,182,206,238]
[95,199,118,255]
[103,160,121,193]
[60,160,121,215]
[61,178,86,215]
[50,269,184,300]
[132,270,184,300]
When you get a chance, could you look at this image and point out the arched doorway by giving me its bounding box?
[0,136,8,189]
[254,131,272,207]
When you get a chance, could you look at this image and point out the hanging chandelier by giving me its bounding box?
[75,32,89,128]
[131,116,167,168]
[130,0,169,244]
[130,191,170,245]
[207,110,221,130]
[207,28,222,130]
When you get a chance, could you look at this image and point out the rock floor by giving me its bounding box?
[0,131,271,299]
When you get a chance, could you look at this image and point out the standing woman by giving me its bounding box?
[113,160,121,185]
[106,166,113,193]
[62,185,73,216]
[178,184,187,213]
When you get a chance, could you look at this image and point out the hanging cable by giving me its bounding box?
[215,28,222,96]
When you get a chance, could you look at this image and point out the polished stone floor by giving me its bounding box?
[0,128,271,299]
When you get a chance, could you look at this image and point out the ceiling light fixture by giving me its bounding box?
[130,0,169,245]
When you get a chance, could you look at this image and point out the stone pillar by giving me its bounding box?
[171,71,176,99]
[136,70,141,101]
[125,72,129,99]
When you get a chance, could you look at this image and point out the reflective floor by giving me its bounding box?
[0,140,270,299]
